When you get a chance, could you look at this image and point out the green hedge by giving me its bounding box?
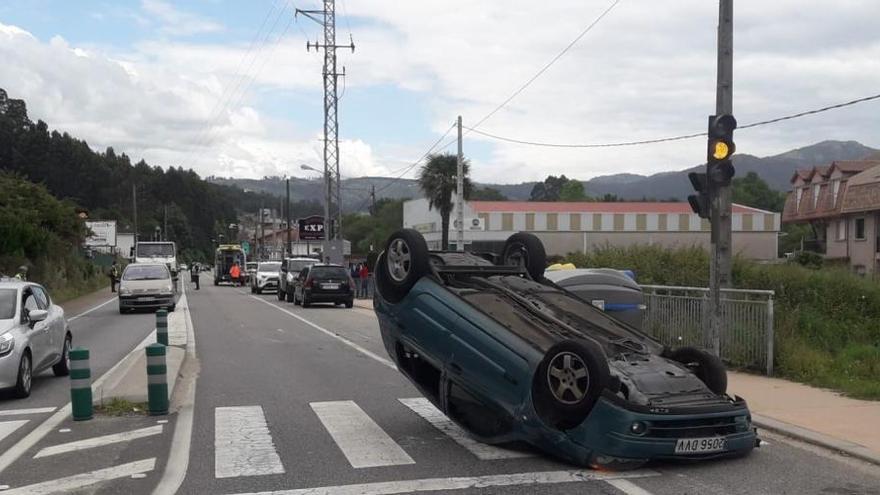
[564,244,880,399]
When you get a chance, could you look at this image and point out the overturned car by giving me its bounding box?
[373,229,758,468]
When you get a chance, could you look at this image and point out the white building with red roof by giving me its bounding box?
[404,199,780,260]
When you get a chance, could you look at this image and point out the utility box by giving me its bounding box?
[545,268,645,330]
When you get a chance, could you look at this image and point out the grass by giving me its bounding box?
[94,398,149,417]
[564,244,880,400]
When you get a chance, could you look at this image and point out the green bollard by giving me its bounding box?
[69,348,93,421]
[146,343,168,416]
[156,309,168,346]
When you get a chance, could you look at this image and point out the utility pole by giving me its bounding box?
[296,1,355,263]
[370,184,376,214]
[286,178,292,258]
[709,0,734,356]
[456,115,465,251]
[163,204,168,242]
[132,183,138,246]
[259,200,264,260]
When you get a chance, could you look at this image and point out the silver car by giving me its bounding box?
[118,263,177,313]
[250,261,281,294]
[0,280,72,398]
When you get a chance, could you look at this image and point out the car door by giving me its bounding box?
[32,286,62,364]
[296,267,309,299]
[22,289,51,370]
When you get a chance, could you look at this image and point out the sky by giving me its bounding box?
[1,0,878,184]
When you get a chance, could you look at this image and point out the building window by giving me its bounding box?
[569,213,581,231]
[525,213,535,230]
[796,188,803,212]
[636,214,647,231]
[812,184,821,209]
[832,180,841,206]
[678,214,690,231]
[836,219,846,241]
[741,214,753,231]
[658,214,668,231]
[855,217,866,240]
[546,213,558,231]
[502,213,513,231]
[613,214,625,231]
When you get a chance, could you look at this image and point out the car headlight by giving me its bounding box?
[163,284,173,293]
[0,333,14,356]
[120,287,132,296]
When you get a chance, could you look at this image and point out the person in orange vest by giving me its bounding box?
[230,262,242,287]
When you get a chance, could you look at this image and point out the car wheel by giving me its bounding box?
[53,335,72,377]
[277,289,285,301]
[663,346,727,395]
[14,352,33,398]
[214,278,219,286]
[302,294,310,308]
[286,290,295,303]
[293,291,301,306]
[377,229,430,303]
[501,232,547,281]
[532,339,609,430]
[345,300,353,308]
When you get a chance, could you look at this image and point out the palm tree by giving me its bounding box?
[417,153,472,250]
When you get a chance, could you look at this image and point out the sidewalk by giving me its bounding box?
[353,298,374,310]
[729,371,880,464]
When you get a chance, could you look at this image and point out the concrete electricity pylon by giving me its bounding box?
[296,1,354,262]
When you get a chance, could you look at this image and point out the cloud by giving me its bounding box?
[141,0,224,37]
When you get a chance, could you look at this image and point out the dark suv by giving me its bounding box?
[293,264,354,308]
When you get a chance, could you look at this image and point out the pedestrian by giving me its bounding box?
[230,262,241,287]
[351,263,361,297]
[359,263,369,298]
[190,262,200,290]
[109,261,119,292]
[14,265,28,281]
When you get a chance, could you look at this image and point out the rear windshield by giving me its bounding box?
[136,243,175,257]
[310,266,348,279]
[0,289,16,320]
[287,260,314,272]
[123,265,170,281]
[259,262,281,272]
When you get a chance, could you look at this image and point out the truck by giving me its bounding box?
[214,244,246,286]
[134,241,179,282]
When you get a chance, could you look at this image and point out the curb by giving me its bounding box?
[753,414,880,466]
[353,299,373,311]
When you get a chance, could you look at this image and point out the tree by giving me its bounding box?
[559,180,590,202]
[529,175,569,201]
[732,171,786,212]
[417,153,472,250]
[470,187,507,201]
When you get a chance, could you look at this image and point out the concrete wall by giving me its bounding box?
[847,214,878,275]
[535,231,778,260]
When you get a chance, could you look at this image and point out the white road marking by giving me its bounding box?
[33,425,163,458]
[0,328,158,475]
[0,407,56,417]
[250,295,397,370]
[152,286,197,495]
[0,421,29,443]
[68,296,118,321]
[311,401,415,469]
[167,301,188,346]
[398,398,531,460]
[605,478,655,495]
[214,406,285,478]
[58,428,71,433]
[228,469,659,495]
[0,458,155,495]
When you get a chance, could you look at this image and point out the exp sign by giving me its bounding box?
[298,215,325,241]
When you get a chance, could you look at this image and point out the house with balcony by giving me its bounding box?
[782,159,880,275]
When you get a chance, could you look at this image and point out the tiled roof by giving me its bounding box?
[469,201,769,214]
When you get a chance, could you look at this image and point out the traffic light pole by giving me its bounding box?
[709,0,734,356]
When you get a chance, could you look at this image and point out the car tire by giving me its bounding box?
[277,289,285,301]
[293,292,301,305]
[214,278,219,286]
[53,335,72,377]
[501,232,547,281]
[663,346,727,395]
[286,290,295,303]
[377,229,430,303]
[14,352,32,398]
[532,339,609,430]
[302,294,310,308]
[345,300,353,308]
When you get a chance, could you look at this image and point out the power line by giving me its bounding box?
[469,0,621,132]
[462,91,880,149]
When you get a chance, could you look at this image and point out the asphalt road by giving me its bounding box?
[175,283,880,495]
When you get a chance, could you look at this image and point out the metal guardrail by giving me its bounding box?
[640,285,775,375]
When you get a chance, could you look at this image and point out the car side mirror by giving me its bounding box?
[28,309,48,324]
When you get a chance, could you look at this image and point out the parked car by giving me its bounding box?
[277,257,317,302]
[293,264,354,308]
[373,229,757,469]
[118,263,177,313]
[0,279,72,398]
[245,262,258,285]
[251,261,282,294]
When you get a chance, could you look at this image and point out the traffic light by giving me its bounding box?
[687,171,711,219]
[707,114,737,186]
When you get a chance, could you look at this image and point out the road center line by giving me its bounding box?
[0,407,56,417]
[398,398,531,460]
[311,401,415,469]
[249,295,396,370]
[0,458,156,495]
[68,296,118,322]
[33,425,163,458]
[228,469,659,495]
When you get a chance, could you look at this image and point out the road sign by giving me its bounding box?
[241,241,251,254]
[298,216,325,241]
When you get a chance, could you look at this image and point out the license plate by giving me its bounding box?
[322,283,339,290]
[137,296,154,302]
[674,437,727,454]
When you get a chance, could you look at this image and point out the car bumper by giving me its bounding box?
[256,278,279,289]
[119,294,175,309]
[0,347,24,389]
[304,290,353,303]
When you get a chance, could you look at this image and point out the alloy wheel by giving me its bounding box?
[387,238,412,282]
[546,351,589,405]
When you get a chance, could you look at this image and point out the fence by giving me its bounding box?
[640,285,775,375]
